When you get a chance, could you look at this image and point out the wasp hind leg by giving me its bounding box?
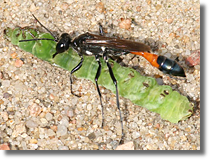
[103,53,125,144]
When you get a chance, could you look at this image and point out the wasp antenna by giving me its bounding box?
[32,14,58,41]
[19,38,55,42]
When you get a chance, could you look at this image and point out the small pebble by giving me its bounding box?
[10,52,17,59]
[15,59,23,67]
[58,146,69,150]
[28,103,42,117]
[3,92,12,98]
[30,3,39,12]
[66,109,74,118]
[26,119,38,128]
[166,18,173,24]
[87,104,92,110]
[47,129,56,137]
[30,139,38,144]
[57,124,67,137]
[2,80,10,88]
[115,141,134,150]
[45,112,53,121]
[119,18,131,30]
[0,143,10,150]
[95,2,106,13]
[185,50,200,66]
[40,118,48,127]
[60,116,69,127]
[88,132,96,140]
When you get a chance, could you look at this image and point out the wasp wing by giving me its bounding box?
[85,34,151,52]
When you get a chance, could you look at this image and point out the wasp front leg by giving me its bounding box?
[69,56,84,97]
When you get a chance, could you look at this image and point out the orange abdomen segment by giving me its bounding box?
[130,52,160,68]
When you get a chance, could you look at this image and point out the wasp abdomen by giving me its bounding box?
[157,56,186,77]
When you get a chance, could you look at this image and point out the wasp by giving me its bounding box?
[20,14,186,144]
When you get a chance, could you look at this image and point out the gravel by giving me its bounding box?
[0,0,200,150]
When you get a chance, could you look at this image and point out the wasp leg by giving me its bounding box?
[70,56,84,97]
[94,55,105,128]
[52,52,59,58]
[98,23,104,36]
[103,53,125,144]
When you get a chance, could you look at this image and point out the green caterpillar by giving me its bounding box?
[4,27,193,123]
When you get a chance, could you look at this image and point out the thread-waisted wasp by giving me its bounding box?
[19,14,186,144]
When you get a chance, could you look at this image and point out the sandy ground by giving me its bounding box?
[0,0,200,150]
